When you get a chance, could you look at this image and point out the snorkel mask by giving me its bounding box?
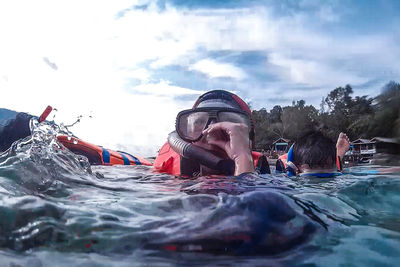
[175,107,252,142]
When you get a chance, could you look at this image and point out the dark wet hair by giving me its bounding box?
[293,131,336,169]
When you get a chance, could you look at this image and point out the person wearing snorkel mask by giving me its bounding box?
[153,90,270,177]
[283,131,350,177]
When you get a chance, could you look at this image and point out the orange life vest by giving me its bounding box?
[57,135,152,166]
[153,142,264,177]
[278,153,288,168]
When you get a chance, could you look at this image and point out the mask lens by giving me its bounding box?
[219,112,250,129]
[178,111,209,141]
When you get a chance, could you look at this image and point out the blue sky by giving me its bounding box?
[0,0,399,155]
[119,0,400,108]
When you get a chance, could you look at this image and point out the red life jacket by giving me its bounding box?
[153,142,264,177]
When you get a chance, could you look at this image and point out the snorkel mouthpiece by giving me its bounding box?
[168,131,235,175]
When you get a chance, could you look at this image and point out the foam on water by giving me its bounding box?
[0,120,399,266]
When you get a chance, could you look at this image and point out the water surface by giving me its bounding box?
[0,123,399,266]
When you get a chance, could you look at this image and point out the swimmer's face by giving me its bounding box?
[297,162,337,174]
[193,130,229,157]
[187,110,248,159]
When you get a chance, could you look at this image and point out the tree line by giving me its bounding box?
[252,81,400,149]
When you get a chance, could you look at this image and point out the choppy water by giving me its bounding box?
[0,122,399,266]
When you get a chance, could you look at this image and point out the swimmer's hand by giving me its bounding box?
[337,132,350,159]
[202,122,255,176]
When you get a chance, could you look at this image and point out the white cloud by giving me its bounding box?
[318,6,340,23]
[190,59,246,80]
[127,68,152,82]
[269,53,367,87]
[131,80,205,96]
[114,6,278,68]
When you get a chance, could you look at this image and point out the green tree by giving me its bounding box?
[325,84,353,114]
[251,81,399,151]
[270,105,282,123]
[347,95,374,138]
[281,100,318,140]
[252,108,270,149]
[369,81,400,139]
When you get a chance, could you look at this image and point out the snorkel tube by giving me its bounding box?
[168,131,235,175]
[39,105,53,123]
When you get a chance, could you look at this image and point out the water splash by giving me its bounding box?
[0,118,92,196]
[57,112,93,138]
